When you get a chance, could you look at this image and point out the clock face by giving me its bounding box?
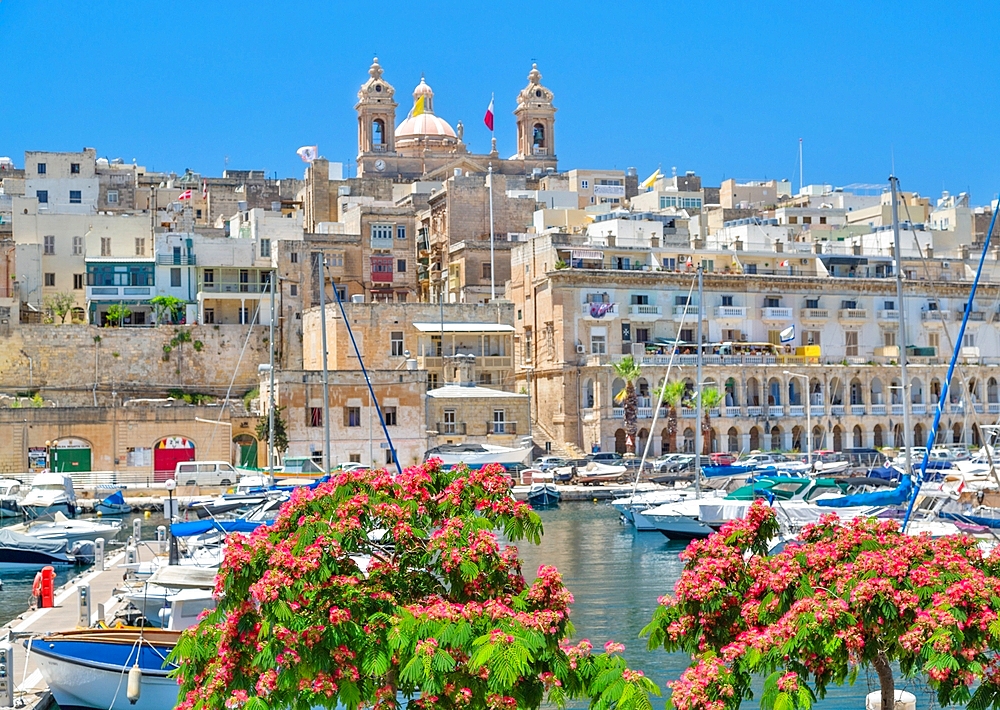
[374,159,386,172]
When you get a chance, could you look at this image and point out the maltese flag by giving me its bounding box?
[483,96,494,132]
[177,189,192,201]
[297,145,318,163]
[779,325,795,343]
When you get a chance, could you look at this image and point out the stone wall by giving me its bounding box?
[0,324,269,406]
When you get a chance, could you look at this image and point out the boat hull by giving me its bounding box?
[527,484,560,507]
[650,515,714,540]
[0,549,74,570]
[431,448,532,466]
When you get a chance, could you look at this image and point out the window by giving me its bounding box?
[135,238,146,256]
[478,372,493,385]
[290,252,299,263]
[621,322,631,341]
[396,225,406,240]
[385,449,396,465]
[73,274,84,290]
[384,406,397,426]
[428,372,439,389]
[346,407,361,427]
[72,236,83,255]
[631,294,649,305]
[819,216,827,225]
[260,239,271,258]
[349,454,361,463]
[928,332,939,350]
[701,259,714,272]
[767,330,781,345]
[482,262,492,279]
[674,295,690,306]
[371,224,393,240]
[788,216,798,224]
[721,295,733,307]
[391,331,404,357]
[37,163,46,175]
[964,332,976,348]
[44,273,55,287]
[36,190,48,204]
[805,298,819,309]
[204,308,215,324]
[845,330,859,357]
[44,235,55,255]
[635,327,650,343]
[308,407,323,427]
[397,292,407,303]
[70,163,80,174]
[69,190,82,204]
[581,180,589,189]
[764,297,781,308]
[590,333,606,354]
[196,209,202,219]
[170,268,181,287]
[203,269,214,286]
[493,409,506,434]
[803,330,821,346]
[524,328,533,361]
[239,269,249,292]
[680,328,694,342]
[802,216,812,224]
[927,300,939,311]
[883,330,897,347]
[101,237,111,256]
[397,259,406,273]
[884,300,896,310]
[239,307,250,324]
[107,190,118,204]
[289,284,298,297]
[841,300,857,309]
[443,409,456,434]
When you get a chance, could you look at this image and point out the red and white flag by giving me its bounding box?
[177,189,192,201]
[202,180,208,201]
[483,96,494,132]
[297,145,318,163]
[778,259,789,267]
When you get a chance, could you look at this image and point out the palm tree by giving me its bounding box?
[611,356,642,455]
[654,380,687,454]
[695,388,724,455]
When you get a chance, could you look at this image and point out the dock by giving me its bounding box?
[2,540,161,710]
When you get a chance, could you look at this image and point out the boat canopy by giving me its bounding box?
[147,565,218,589]
[101,490,126,506]
[0,528,69,555]
[815,475,913,508]
[170,519,267,537]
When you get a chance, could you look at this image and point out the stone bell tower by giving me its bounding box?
[356,57,397,158]
[514,63,557,160]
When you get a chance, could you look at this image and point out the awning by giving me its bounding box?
[571,250,604,260]
[412,323,514,333]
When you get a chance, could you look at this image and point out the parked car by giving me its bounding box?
[533,456,569,471]
[667,454,696,472]
[652,453,686,473]
[709,452,737,466]
[587,452,624,465]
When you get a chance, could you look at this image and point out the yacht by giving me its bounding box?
[21,473,77,518]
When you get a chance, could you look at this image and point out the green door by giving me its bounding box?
[51,447,92,473]
[235,436,258,469]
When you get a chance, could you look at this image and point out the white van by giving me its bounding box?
[173,461,238,486]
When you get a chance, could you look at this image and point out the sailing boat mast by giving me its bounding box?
[890,177,912,477]
[694,265,703,499]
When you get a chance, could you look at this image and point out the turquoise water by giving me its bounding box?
[519,502,943,710]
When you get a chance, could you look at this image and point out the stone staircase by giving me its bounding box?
[530,419,587,460]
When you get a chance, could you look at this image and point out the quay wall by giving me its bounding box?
[0,324,269,406]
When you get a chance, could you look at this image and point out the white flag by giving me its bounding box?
[779,325,795,343]
[297,145,318,163]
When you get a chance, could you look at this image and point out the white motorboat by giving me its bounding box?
[8,513,122,545]
[554,460,628,484]
[0,479,24,518]
[122,565,218,628]
[425,441,533,467]
[642,498,716,540]
[0,528,75,570]
[21,473,77,518]
[526,471,560,506]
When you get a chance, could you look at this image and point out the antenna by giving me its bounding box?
[798,138,803,194]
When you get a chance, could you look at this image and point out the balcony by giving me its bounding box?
[768,405,784,417]
[809,405,824,417]
[789,405,804,417]
[582,302,617,319]
[371,271,394,283]
[87,285,153,300]
[672,304,704,321]
[921,310,950,323]
[721,406,739,417]
[747,406,763,416]
[627,304,662,318]
[760,307,793,320]
[966,310,986,321]
[990,403,1000,414]
[870,404,886,415]
[891,404,904,416]
[200,281,267,294]
[156,254,196,266]
[370,236,394,251]
[831,405,845,416]
[487,421,517,435]
[800,308,829,320]
[714,306,748,319]
[850,405,866,415]
[838,309,868,320]
[912,404,927,415]
[533,146,548,156]
[419,355,512,370]
[371,144,390,154]
[877,309,899,321]
[436,422,467,435]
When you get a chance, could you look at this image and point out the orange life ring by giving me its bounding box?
[31,571,42,599]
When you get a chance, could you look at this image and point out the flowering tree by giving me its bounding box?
[173,461,657,710]
[643,501,1000,710]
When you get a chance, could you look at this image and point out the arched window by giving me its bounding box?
[914,423,925,449]
[532,123,545,148]
[727,427,739,452]
[833,425,843,451]
[770,426,782,451]
[725,378,739,407]
[953,422,963,445]
[583,379,595,409]
[683,428,695,453]
[373,119,385,146]
[791,426,803,451]
[853,425,864,448]
[873,424,884,449]
[812,425,824,452]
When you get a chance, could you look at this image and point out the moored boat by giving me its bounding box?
[425,440,533,467]
[93,489,131,516]
[0,528,75,570]
[21,472,77,518]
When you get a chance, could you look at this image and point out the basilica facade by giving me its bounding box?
[355,58,559,180]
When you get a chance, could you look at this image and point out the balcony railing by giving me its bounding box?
[870,404,886,415]
[891,404,904,416]
[990,403,1000,414]
[760,307,793,320]
[789,405,804,417]
[912,404,927,415]
[714,306,748,318]
[628,304,662,316]
[809,405,824,416]
[768,405,784,417]
[747,406,763,416]
[877,309,899,320]
[488,421,517,435]
[966,311,986,321]
[831,405,845,416]
[921,310,950,322]
[371,144,390,153]
[838,309,868,320]
[87,286,153,299]
[436,422,467,435]
[724,406,741,417]
[800,308,829,320]
[156,254,196,266]
[850,404,866,415]
[201,282,267,294]
[672,304,704,320]
[370,236,395,251]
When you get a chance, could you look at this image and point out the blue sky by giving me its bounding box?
[3,1,1000,203]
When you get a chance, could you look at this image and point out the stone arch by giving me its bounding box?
[968,377,981,403]
[725,377,739,407]
[808,377,823,406]
[770,425,782,451]
[811,425,824,452]
[829,377,844,405]
[746,378,760,407]
[989,377,999,405]
[853,424,864,448]
[614,429,627,454]
[914,422,925,449]
[893,423,905,448]
[660,427,670,455]
[949,377,961,404]
[833,425,843,451]
[373,118,386,145]
[767,377,782,407]
[873,424,884,449]
[637,428,649,455]
[930,378,942,402]
[870,377,884,405]
[787,378,801,406]
[889,377,902,405]
[727,426,740,452]
[709,427,718,453]
[637,377,650,401]
[953,422,963,445]
[233,433,259,469]
[583,378,595,409]
[791,425,803,451]
[849,377,865,405]
[911,377,924,404]
[749,426,761,451]
[611,378,625,403]
[682,427,695,453]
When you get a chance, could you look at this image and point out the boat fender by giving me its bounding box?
[127,663,142,704]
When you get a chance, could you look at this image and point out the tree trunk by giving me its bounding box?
[872,652,896,710]
[702,415,712,456]
[624,383,638,455]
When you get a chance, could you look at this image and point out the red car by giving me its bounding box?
[709,452,737,466]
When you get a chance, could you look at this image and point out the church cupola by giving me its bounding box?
[514,63,557,159]
[356,57,398,156]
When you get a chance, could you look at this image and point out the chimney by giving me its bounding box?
[961,244,970,260]
[925,245,933,259]
[457,354,477,386]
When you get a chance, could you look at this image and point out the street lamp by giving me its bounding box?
[164,478,178,565]
[784,371,812,466]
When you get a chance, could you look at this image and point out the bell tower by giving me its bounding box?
[514,63,557,160]
[356,57,397,158]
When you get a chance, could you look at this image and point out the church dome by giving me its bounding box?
[395,77,457,140]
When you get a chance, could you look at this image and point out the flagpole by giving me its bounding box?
[488,162,495,301]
